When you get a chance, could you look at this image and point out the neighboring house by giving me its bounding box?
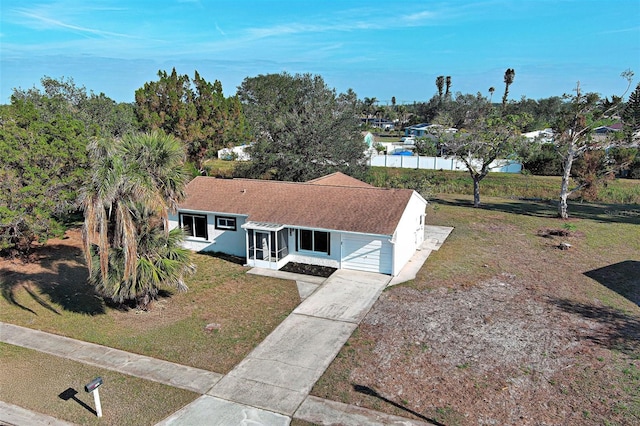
[217,144,251,161]
[404,123,457,138]
[594,123,622,134]
[361,117,395,130]
[523,128,554,143]
[169,172,427,276]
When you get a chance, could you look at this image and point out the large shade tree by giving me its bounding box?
[80,131,194,309]
[135,69,250,169]
[11,76,138,138]
[0,95,89,256]
[433,109,530,207]
[236,72,367,182]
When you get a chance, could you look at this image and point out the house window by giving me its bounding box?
[180,213,208,239]
[298,229,330,255]
[215,216,237,231]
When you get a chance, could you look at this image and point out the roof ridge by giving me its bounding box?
[191,175,413,192]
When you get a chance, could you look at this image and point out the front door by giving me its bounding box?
[253,231,272,268]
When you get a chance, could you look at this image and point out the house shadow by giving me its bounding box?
[199,251,247,265]
[584,260,640,307]
[431,197,640,225]
[548,297,640,356]
[0,243,105,315]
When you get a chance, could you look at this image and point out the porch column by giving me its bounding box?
[245,229,250,264]
[274,231,279,263]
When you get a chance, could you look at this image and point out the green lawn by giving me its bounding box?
[367,167,640,204]
[0,240,300,373]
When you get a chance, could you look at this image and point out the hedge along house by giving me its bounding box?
[168,173,427,276]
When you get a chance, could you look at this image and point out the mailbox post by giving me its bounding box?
[84,377,103,417]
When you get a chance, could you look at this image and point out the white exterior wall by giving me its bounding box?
[286,229,341,268]
[391,192,427,275]
[168,211,247,257]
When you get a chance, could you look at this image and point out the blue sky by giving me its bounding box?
[1,0,639,105]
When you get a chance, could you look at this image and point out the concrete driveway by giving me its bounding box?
[161,269,390,424]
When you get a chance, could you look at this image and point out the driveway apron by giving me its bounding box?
[201,269,391,418]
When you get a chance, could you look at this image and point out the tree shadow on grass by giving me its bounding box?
[584,261,640,307]
[548,297,640,356]
[0,244,105,315]
[432,197,640,225]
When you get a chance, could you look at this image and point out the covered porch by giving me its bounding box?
[242,221,290,270]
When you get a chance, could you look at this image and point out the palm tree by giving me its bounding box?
[89,205,194,309]
[502,68,515,107]
[488,87,495,103]
[445,76,452,99]
[435,76,445,100]
[80,131,193,309]
[363,97,378,118]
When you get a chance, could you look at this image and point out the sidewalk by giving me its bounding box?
[0,322,222,394]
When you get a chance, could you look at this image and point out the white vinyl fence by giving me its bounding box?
[368,155,522,173]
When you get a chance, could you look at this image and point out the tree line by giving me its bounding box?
[1,68,638,307]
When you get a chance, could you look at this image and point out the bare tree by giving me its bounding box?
[554,70,634,218]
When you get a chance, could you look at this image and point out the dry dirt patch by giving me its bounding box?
[317,272,637,425]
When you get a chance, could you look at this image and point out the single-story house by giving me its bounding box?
[169,172,427,276]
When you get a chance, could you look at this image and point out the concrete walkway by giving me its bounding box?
[0,401,76,426]
[163,269,392,423]
[389,225,454,286]
[247,268,326,301]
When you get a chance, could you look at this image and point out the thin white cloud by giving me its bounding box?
[598,26,640,35]
[404,10,437,22]
[13,7,137,39]
[215,23,226,36]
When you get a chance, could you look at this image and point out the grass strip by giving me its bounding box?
[0,342,198,426]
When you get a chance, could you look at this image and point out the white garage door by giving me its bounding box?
[341,234,392,275]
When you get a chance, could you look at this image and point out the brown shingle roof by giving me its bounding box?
[179,176,416,235]
[306,172,373,188]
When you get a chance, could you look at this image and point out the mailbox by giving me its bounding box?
[85,377,103,393]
